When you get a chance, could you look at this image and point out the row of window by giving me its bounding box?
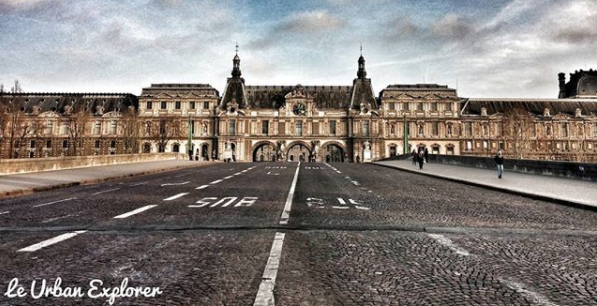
[145,101,210,110]
[226,120,341,136]
[386,102,455,111]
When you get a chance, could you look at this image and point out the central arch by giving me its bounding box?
[286,141,311,162]
[322,142,345,163]
[252,141,277,162]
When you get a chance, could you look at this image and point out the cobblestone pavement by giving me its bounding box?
[0,162,596,305]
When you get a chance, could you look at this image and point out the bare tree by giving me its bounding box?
[121,106,140,154]
[154,117,184,153]
[65,109,90,156]
[502,108,535,159]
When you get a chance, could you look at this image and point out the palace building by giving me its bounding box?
[1,50,597,162]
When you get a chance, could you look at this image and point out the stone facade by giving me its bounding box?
[1,54,596,162]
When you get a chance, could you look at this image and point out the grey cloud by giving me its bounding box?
[276,10,347,34]
[431,14,475,40]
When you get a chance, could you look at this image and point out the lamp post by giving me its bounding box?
[187,114,193,160]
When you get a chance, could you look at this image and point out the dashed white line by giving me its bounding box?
[351,181,360,186]
[499,278,559,306]
[254,232,285,306]
[279,162,300,225]
[92,188,121,196]
[163,193,189,201]
[130,182,149,186]
[196,185,209,190]
[210,179,223,185]
[427,234,471,256]
[224,176,233,179]
[0,211,10,215]
[42,214,76,223]
[233,173,242,176]
[160,181,190,186]
[18,230,88,252]
[113,205,157,219]
[331,206,349,210]
[33,197,77,208]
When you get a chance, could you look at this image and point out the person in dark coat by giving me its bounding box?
[494,150,504,178]
[412,149,417,166]
[424,147,429,163]
[418,150,425,170]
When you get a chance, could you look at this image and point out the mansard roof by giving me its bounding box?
[141,83,219,97]
[244,85,352,109]
[380,84,459,99]
[463,98,597,116]
[350,78,378,110]
[0,92,138,115]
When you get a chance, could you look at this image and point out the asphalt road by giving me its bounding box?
[0,162,596,305]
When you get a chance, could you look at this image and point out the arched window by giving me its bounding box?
[172,143,180,153]
[143,143,151,153]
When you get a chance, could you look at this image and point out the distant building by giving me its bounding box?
[1,52,596,162]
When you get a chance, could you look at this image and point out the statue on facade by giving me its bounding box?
[363,141,371,151]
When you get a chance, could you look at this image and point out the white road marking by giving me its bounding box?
[92,188,121,195]
[224,176,233,179]
[336,171,342,174]
[18,230,88,252]
[195,185,209,190]
[233,173,241,176]
[42,214,76,223]
[337,198,347,205]
[0,211,10,215]
[160,181,190,186]
[242,170,248,173]
[210,179,223,184]
[163,193,189,201]
[428,234,470,256]
[499,278,559,306]
[210,197,238,208]
[254,232,285,306]
[352,181,360,186]
[355,206,371,210]
[332,206,349,210]
[113,205,157,219]
[33,197,77,208]
[279,162,300,225]
[130,182,149,186]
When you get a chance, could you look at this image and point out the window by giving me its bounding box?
[562,123,568,137]
[330,120,337,136]
[446,124,453,136]
[446,103,452,111]
[93,122,101,135]
[296,121,303,136]
[95,140,100,149]
[403,103,409,111]
[30,140,36,148]
[146,101,153,110]
[431,102,438,111]
[417,102,423,111]
[191,120,195,135]
[45,122,53,135]
[203,101,210,109]
[110,121,117,135]
[175,101,181,110]
[190,101,196,109]
[432,122,439,136]
[465,122,473,136]
[362,121,370,136]
[388,102,395,110]
[482,124,488,136]
[262,120,269,135]
[432,145,440,154]
[390,124,395,135]
[160,101,167,110]
[594,123,597,137]
[546,125,552,136]
[466,141,472,151]
[447,145,455,155]
[62,140,68,149]
[229,120,236,135]
[46,140,52,149]
[60,124,68,135]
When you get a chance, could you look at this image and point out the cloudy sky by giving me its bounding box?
[0,0,595,98]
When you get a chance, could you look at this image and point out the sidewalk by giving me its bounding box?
[374,159,597,210]
[0,160,204,199]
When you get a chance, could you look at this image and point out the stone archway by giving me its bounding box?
[286,141,311,162]
[322,142,344,163]
[201,143,209,161]
[252,141,277,162]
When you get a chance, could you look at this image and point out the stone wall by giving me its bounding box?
[381,154,597,181]
[0,153,186,175]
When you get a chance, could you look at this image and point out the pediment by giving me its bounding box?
[153,93,174,99]
[102,111,122,118]
[39,111,59,118]
[552,113,572,120]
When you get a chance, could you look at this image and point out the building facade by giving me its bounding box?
[1,52,597,162]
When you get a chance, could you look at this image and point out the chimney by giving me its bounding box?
[558,72,566,99]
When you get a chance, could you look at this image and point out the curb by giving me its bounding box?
[373,162,597,213]
[0,162,205,200]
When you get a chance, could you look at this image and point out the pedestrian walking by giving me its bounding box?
[424,147,429,163]
[412,149,417,166]
[418,150,425,170]
[494,150,504,179]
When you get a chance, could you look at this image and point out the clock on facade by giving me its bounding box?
[293,103,306,116]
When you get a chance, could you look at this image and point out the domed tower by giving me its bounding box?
[558,69,597,99]
[220,43,247,109]
[350,45,377,110]
[357,53,367,79]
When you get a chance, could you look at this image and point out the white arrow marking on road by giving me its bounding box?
[33,197,77,208]
[163,193,189,201]
[254,232,285,306]
[113,205,157,219]
[18,230,88,252]
[160,181,190,186]
[92,188,121,195]
[337,198,347,205]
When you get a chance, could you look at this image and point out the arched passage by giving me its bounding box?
[324,143,344,163]
[286,141,311,162]
[252,142,277,162]
[201,143,209,161]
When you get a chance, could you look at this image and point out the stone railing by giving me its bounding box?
[0,153,187,175]
[380,154,597,181]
